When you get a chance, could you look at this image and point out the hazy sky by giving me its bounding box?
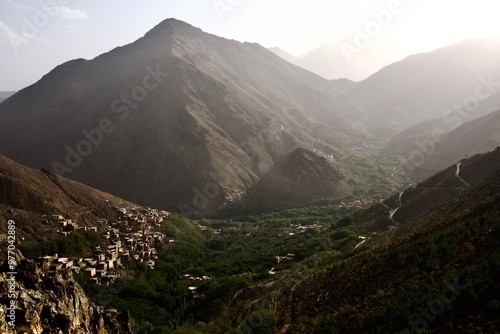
[0,0,499,91]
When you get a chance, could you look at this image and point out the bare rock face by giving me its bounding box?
[0,259,132,334]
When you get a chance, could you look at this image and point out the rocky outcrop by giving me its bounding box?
[0,258,132,334]
[246,147,354,208]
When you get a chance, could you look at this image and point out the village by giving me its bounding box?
[35,205,171,286]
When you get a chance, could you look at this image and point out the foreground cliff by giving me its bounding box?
[0,257,133,334]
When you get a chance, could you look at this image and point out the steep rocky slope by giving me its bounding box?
[0,257,132,333]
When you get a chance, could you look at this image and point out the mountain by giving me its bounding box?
[350,38,500,135]
[268,47,298,64]
[245,147,353,208]
[358,148,500,232]
[411,109,500,178]
[0,18,365,214]
[291,43,377,81]
[271,39,500,136]
[383,106,500,180]
[292,173,500,333]
[269,43,395,82]
[385,95,500,156]
[2,21,499,215]
[0,154,133,242]
[0,91,15,103]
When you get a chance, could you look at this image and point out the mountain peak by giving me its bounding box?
[143,17,202,40]
[246,148,354,208]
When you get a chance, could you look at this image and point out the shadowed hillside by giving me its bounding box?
[210,148,500,333]
[246,147,354,209]
[0,154,133,242]
[0,19,364,214]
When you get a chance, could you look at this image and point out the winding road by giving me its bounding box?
[354,237,367,249]
[455,162,470,187]
[388,191,404,224]
[356,192,405,249]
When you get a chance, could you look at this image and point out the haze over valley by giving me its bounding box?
[1,1,500,333]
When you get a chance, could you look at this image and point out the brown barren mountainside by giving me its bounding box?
[0,18,361,214]
[1,20,499,214]
[0,154,133,242]
[246,147,354,208]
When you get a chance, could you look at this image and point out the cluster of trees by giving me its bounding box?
[18,229,102,257]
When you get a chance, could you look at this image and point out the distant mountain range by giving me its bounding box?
[0,18,499,214]
[269,42,398,82]
[271,39,500,135]
[349,38,500,134]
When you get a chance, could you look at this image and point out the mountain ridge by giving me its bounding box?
[0,18,363,214]
[349,38,500,134]
[1,20,500,214]
[0,154,133,242]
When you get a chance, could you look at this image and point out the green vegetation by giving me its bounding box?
[291,193,500,333]
[21,162,500,333]
[18,229,102,257]
[71,184,500,333]
[337,149,407,199]
[71,207,360,333]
